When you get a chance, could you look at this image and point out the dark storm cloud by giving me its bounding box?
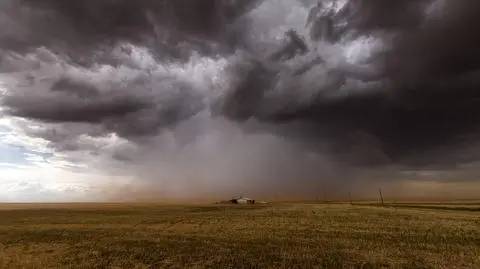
[0,0,253,139]
[2,74,150,123]
[2,73,207,138]
[258,0,480,167]
[1,0,480,170]
[0,0,261,65]
[50,77,100,98]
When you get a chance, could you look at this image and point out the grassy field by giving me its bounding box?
[0,202,479,269]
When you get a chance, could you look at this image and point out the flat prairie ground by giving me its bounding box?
[0,202,479,269]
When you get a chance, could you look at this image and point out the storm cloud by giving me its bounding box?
[1,0,480,200]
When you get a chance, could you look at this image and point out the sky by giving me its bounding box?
[0,0,480,202]
[0,112,134,202]
[0,78,134,201]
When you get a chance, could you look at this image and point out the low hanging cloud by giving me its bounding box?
[1,0,480,201]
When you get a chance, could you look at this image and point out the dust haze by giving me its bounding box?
[1,0,480,201]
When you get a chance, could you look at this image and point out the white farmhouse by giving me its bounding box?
[230,196,255,204]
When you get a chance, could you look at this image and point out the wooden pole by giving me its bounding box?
[378,188,384,206]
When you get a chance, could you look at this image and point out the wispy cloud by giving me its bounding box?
[0,166,133,202]
[0,110,133,201]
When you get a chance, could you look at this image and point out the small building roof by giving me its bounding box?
[232,196,253,200]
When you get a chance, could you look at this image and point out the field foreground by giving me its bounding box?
[0,203,479,269]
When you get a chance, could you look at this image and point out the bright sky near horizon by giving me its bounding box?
[0,93,133,202]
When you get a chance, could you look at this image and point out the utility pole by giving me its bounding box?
[378,188,384,206]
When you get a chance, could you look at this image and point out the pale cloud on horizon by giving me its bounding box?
[0,99,135,202]
[0,165,133,202]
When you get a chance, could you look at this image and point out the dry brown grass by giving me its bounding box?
[0,202,479,269]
